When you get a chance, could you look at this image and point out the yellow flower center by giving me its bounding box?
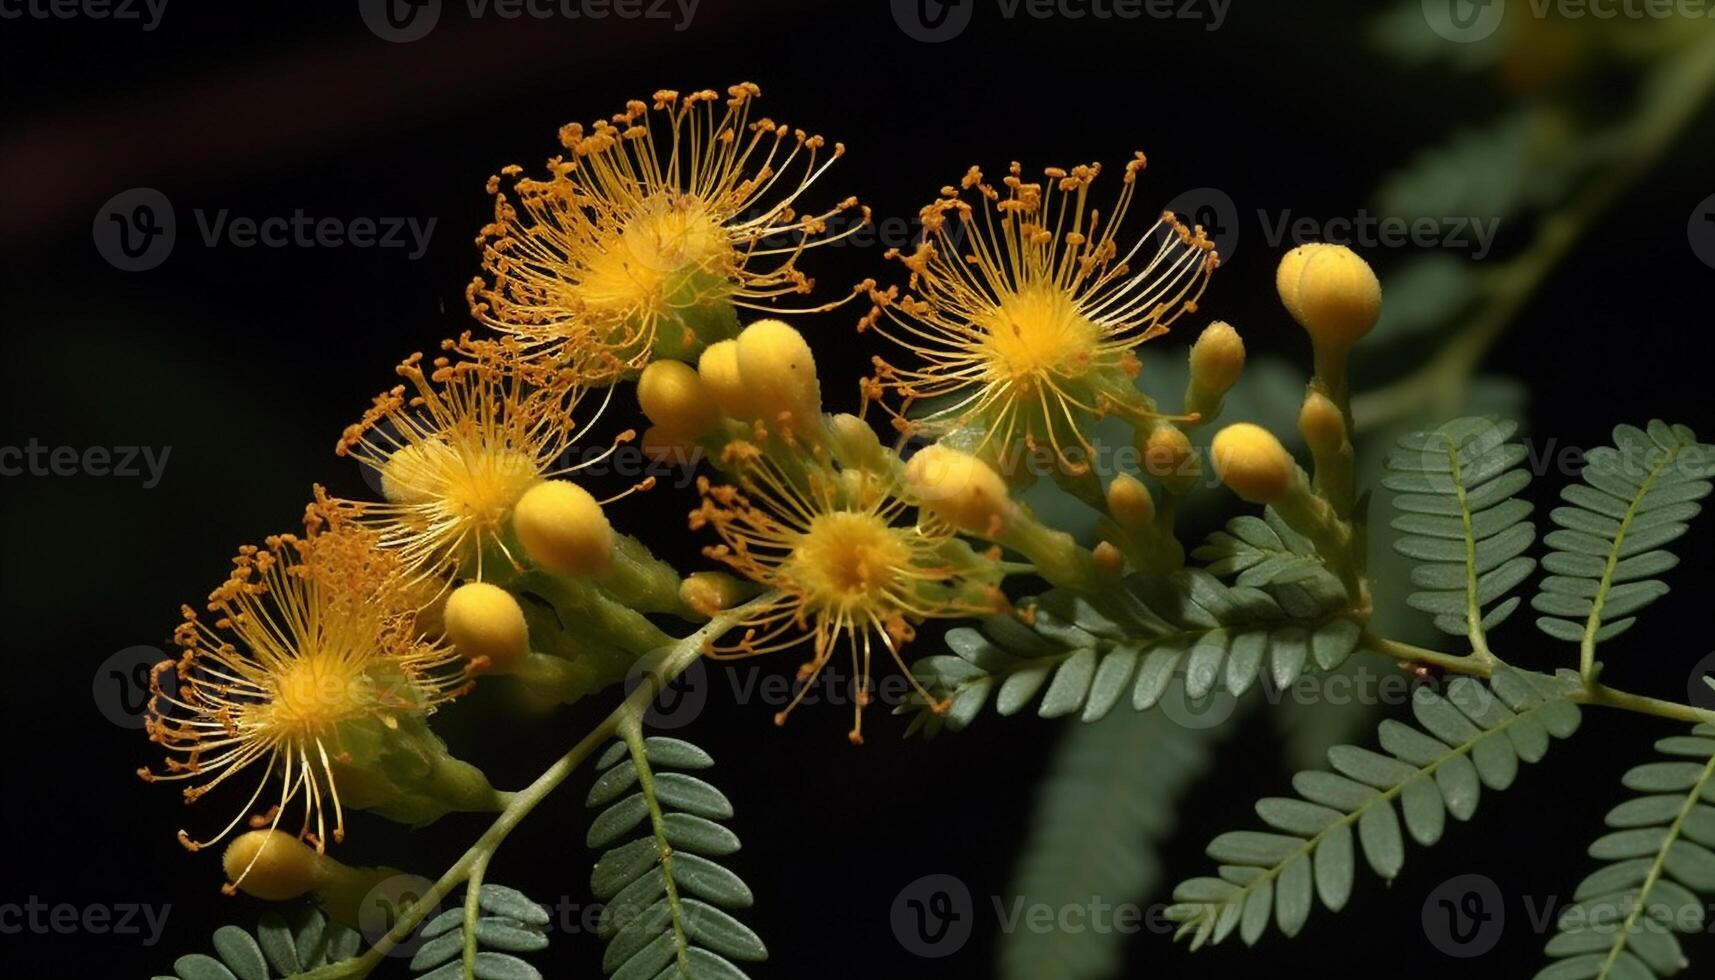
[383,438,541,529]
[787,511,912,607]
[579,196,733,318]
[265,654,370,736]
[976,285,1101,391]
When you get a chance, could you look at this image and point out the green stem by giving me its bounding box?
[1352,33,1715,432]
[315,598,768,979]
[1361,634,1715,728]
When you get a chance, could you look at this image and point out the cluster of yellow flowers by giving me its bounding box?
[139,82,1384,900]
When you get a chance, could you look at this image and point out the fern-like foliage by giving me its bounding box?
[586,735,766,980]
[1537,725,1715,980]
[156,908,360,980]
[902,568,1359,735]
[1000,705,1225,980]
[1384,416,1537,640]
[1532,421,1714,650]
[1193,507,1328,587]
[1166,668,1583,948]
[410,885,550,980]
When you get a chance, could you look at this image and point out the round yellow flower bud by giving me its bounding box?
[1189,321,1246,396]
[1106,473,1156,530]
[444,581,530,672]
[1092,540,1125,575]
[1211,423,1299,504]
[735,319,822,432]
[222,830,324,901]
[1277,244,1381,350]
[696,339,755,420]
[827,413,890,472]
[1140,424,1199,495]
[637,360,719,439]
[679,571,752,618]
[1298,390,1346,459]
[638,425,695,465]
[512,480,613,576]
[904,444,1016,536]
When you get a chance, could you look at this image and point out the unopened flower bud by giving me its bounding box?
[735,319,822,435]
[444,582,530,673]
[1277,244,1381,350]
[827,413,891,472]
[696,339,755,419]
[637,360,719,439]
[223,830,325,901]
[1140,424,1200,495]
[1189,321,1246,396]
[1092,540,1125,575]
[1298,390,1347,459]
[679,571,754,618]
[1211,423,1300,504]
[1106,473,1156,530]
[639,425,697,465]
[513,481,613,576]
[905,444,1017,536]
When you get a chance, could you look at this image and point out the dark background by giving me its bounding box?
[2,1,1712,977]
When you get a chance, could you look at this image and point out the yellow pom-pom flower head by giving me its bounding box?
[690,449,1003,743]
[862,156,1218,471]
[139,524,474,884]
[331,340,636,583]
[468,83,868,380]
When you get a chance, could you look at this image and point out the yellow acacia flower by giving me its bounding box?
[860,156,1218,471]
[139,523,468,888]
[329,338,635,583]
[690,446,1003,743]
[467,82,868,380]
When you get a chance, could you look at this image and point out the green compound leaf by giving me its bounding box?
[999,703,1225,980]
[1532,421,1714,653]
[1193,507,1329,588]
[410,884,550,979]
[1384,416,1537,642]
[158,907,361,980]
[900,568,1358,735]
[1536,725,1715,980]
[586,736,764,980]
[1166,668,1582,948]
